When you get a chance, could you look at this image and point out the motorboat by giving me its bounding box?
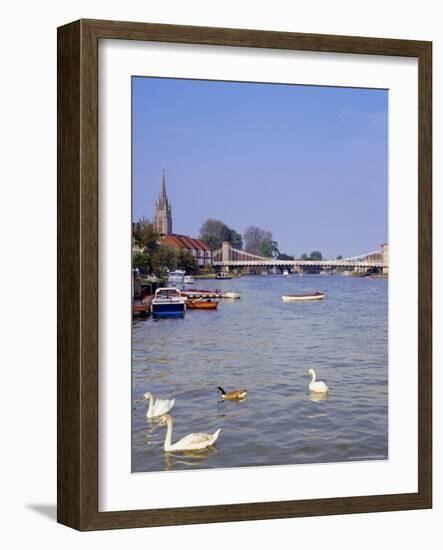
[283,269,289,276]
[281,292,325,302]
[215,272,232,279]
[151,287,186,318]
[184,275,195,284]
[167,270,185,285]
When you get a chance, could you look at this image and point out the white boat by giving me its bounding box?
[215,272,232,280]
[152,287,186,318]
[222,291,241,299]
[283,269,289,276]
[184,275,195,284]
[167,270,185,285]
[342,271,351,277]
[281,292,325,302]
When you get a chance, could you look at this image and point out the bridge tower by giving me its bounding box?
[381,243,389,274]
[222,241,230,272]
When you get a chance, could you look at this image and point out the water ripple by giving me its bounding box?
[132,275,388,472]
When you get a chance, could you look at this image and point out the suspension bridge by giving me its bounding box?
[212,242,388,272]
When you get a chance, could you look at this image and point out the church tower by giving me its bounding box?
[153,170,172,235]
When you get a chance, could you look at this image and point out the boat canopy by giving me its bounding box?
[154,287,182,299]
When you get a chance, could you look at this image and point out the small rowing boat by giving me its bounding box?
[182,288,222,299]
[132,303,150,316]
[222,291,241,299]
[281,292,325,302]
[186,299,218,310]
[133,294,152,316]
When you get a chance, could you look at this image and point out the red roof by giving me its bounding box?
[160,234,211,252]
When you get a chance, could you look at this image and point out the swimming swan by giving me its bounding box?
[158,414,221,452]
[308,369,329,393]
[217,386,247,400]
[143,392,175,418]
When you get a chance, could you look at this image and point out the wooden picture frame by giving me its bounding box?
[57,19,432,530]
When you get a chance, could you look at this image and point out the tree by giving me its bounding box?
[177,249,197,273]
[259,239,273,258]
[200,218,243,250]
[278,252,295,261]
[152,245,177,274]
[244,226,277,257]
[299,253,309,260]
[132,251,152,274]
[200,219,230,250]
[336,255,343,260]
[227,228,243,250]
[309,251,323,260]
[132,216,159,254]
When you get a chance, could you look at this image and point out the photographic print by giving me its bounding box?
[131,76,389,473]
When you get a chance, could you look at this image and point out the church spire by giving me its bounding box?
[158,168,167,205]
[153,169,172,235]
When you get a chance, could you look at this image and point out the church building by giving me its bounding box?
[153,170,173,235]
[153,171,212,268]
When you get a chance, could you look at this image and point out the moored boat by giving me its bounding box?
[182,288,222,299]
[283,269,289,276]
[186,299,218,310]
[132,302,150,316]
[222,291,241,299]
[215,272,232,280]
[167,270,185,285]
[152,287,186,318]
[281,292,325,302]
[184,275,195,284]
[133,294,152,316]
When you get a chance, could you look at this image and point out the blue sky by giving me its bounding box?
[132,77,388,259]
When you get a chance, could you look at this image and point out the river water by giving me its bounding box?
[132,274,388,472]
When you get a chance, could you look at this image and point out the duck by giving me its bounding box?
[217,386,247,400]
[143,392,175,418]
[308,369,329,393]
[158,414,221,452]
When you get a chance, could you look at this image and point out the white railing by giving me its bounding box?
[213,245,387,268]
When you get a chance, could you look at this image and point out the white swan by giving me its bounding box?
[158,414,221,452]
[308,368,329,393]
[143,392,175,418]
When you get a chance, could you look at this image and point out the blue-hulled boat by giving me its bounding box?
[151,287,186,319]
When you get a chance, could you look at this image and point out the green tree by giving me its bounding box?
[228,228,243,250]
[152,245,177,274]
[299,253,309,260]
[200,219,243,250]
[133,216,159,254]
[336,255,343,260]
[309,251,323,260]
[244,226,277,257]
[177,249,197,273]
[132,251,152,273]
[259,240,273,257]
[278,252,295,260]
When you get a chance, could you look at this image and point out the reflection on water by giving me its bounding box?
[132,274,388,472]
[163,446,219,471]
[308,392,329,403]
